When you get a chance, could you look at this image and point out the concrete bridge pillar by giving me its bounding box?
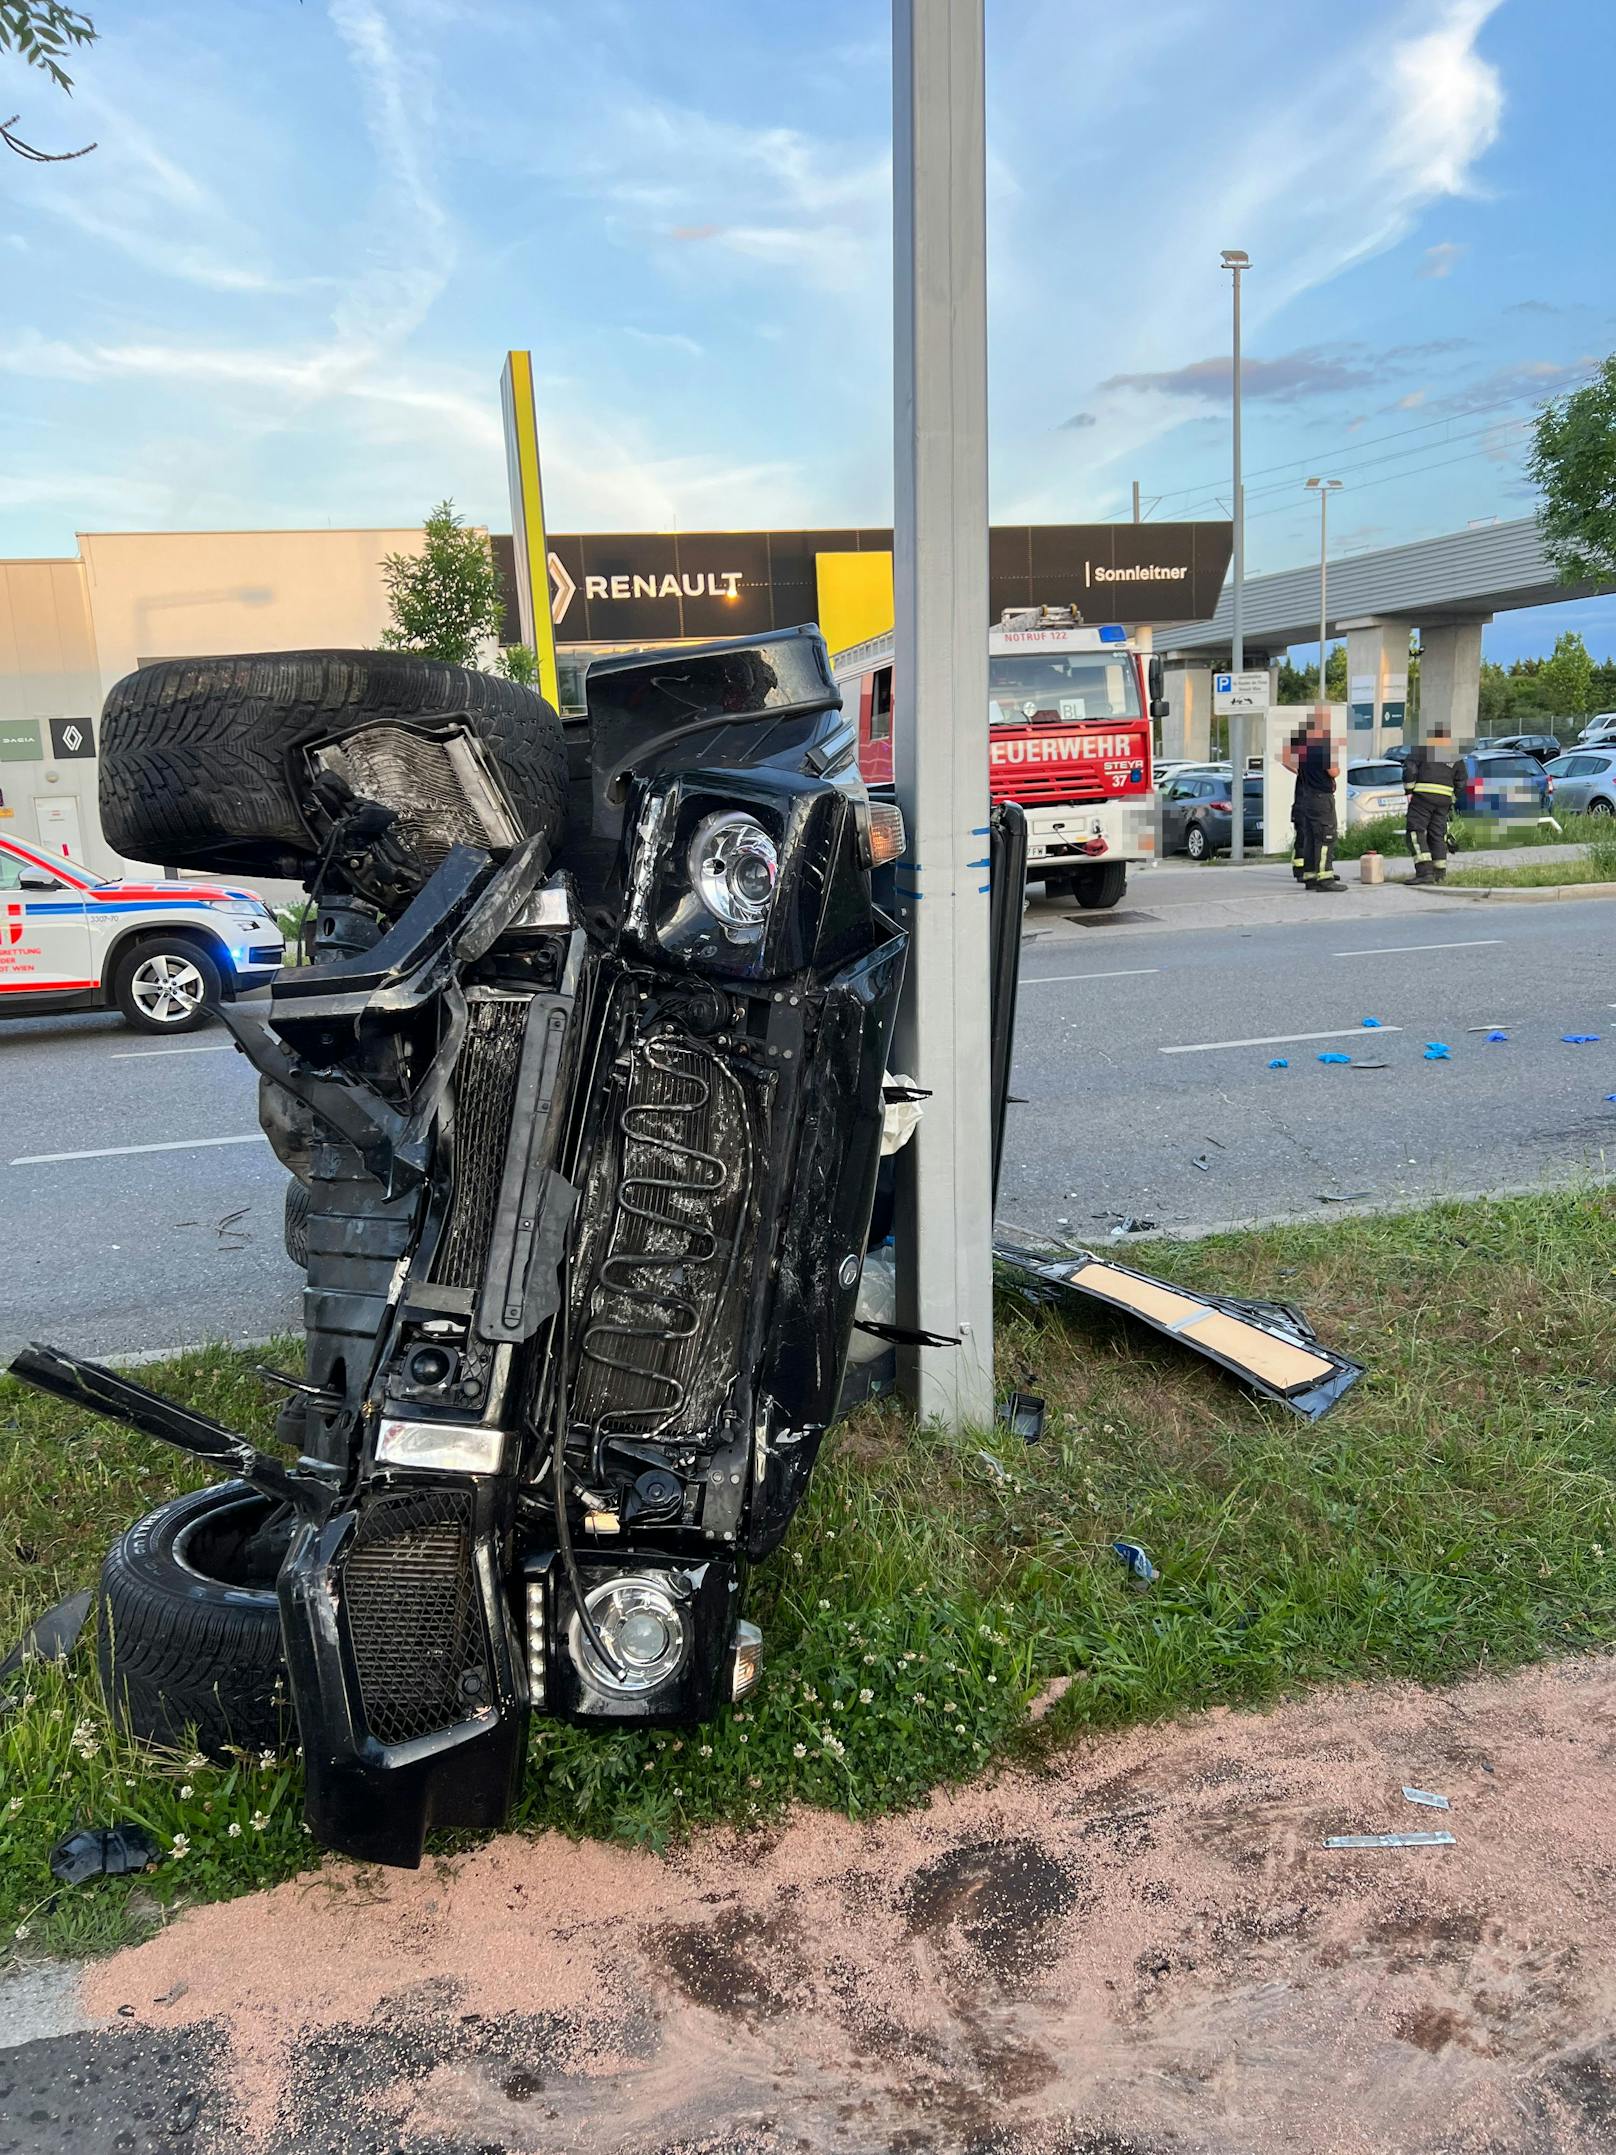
[1341,620,1414,758]
[1418,620,1487,743]
[1161,665,1211,761]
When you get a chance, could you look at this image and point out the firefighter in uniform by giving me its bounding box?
[1282,705,1345,891]
[1405,722,1460,882]
[1286,718,1308,880]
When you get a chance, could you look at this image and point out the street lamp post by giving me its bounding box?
[1305,477,1342,707]
[1221,249,1249,860]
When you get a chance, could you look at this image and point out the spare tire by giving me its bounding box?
[283,1176,310,1268]
[98,1483,292,1758]
[98,651,568,880]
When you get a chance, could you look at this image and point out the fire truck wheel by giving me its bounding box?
[283,1176,310,1268]
[97,1484,293,1760]
[99,651,567,882]
[1072,862,1129,909]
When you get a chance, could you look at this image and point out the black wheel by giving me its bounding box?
[112,936,222,1033]
[1073,862,1128,909]
[99,651,568,882]
[1184,822,1212,862]
[97,1484,292,1758]
[1590,798,1615,818]
[284,1176,310,1268]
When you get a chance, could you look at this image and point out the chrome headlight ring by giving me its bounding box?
[687,811,779,940]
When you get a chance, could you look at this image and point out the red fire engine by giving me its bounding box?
[832,608,1161,910]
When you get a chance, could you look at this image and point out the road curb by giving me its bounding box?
[1414,879,1616,903]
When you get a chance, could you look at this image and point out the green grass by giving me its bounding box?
[4,1190,1616,1956]
[1445,827,1616,889]
[1331,810,1605,862]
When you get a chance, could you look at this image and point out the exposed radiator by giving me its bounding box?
[571,1037,758,1441]
[341,1488,486,1747]
[434,997,531,1289]
[314,724,522,867]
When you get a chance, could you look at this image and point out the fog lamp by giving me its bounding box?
[569,1576,688,1696]
[689,811,778,937]
[731,1618,764,1702]
[525,1576,547,1706]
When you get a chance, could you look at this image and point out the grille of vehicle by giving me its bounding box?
[315,724,523,867]
[570,1037,759,1440]
[341,1488,486,1747]
[434,997,531,1288]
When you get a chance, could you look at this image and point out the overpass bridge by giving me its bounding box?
[1152,514,1611,756]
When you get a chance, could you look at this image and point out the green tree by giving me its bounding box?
[0,2,97,160]
[1539,629,1595,720]
[1324,643,1347,699]
[1528,354,1616,585]
[1477,660,1510,730]
[497,643,539,686]
[380,501,506,669]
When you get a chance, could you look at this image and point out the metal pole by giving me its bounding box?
[1226,254,1246,860]
[1132,478,1141,524]
[1318,487,1328,700]
[890,0,994,1430]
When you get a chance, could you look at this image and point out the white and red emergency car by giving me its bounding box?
[0,831,284,1033]
[832,609,1160,908]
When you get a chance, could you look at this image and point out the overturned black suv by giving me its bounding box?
[13,633,923,1867]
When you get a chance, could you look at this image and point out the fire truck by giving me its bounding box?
[832,609,1163,909]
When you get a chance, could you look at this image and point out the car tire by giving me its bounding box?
[284,1176,310,1268]
[1185,822,1211,862]
[112,936,222,1033]
[97,1483,292,1759]
[99,651,568,882]
[1590,798,1615,818]
[1072,862,1128,909]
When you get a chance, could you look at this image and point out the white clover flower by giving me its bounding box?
[825,1736,845,1758]
[170,1834,190,1859]
[824,1530,836,1541]
[249,1810,269,1832]
[7,1797,23,1816]
[13,1924,30,1942]
[955,1725,968,1737]
[227,1822,242,1839]
[738,1733,749,1745]
[858,1688,873,1705]
[791,1552,804,1568]
[902,1651,917,1663]
[817,1599,830,1611]
[987,1674,998,1685]
[792,1743,807,1759]
[832,1698,845,1711]
[699,1744,713,1758]
[178,1784,194,1800]
[944,1702,958,1714]
[911,1693,927,1706]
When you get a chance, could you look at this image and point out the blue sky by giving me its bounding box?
[2,0,1612,662]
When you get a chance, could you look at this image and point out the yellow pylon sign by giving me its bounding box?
[499,350,562,709]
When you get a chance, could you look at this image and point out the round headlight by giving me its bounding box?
[688,812,778,937]
[569,1575,689,1696]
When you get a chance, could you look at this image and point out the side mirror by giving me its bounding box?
[1148,656,1168,721]
[17,866,63,891]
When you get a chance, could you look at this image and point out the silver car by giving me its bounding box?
[1545,748,1616,817]
[1345,758,1411,828]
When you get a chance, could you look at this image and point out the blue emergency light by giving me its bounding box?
[1099,624,1126,643]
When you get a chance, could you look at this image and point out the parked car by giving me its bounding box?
[1159,771,1264,860]
[1456,748,1553,822]
[1576,714,1616,747]
[0,830,283,1032]
[1544,748,1616,817]
[1488,732,1561,763]
[1345,760,1411,827]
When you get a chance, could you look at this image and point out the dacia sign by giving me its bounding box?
[492,523,1232,645]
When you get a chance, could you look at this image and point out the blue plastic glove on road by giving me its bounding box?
[1424,1043,1452,1061]
[1318,1052,1352,1065]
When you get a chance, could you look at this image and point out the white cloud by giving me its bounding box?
[1421,240,1466,278]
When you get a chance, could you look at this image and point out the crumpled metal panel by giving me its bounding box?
[994,1237,1363,1420]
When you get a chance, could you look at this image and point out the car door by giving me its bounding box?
[1549,755,1595,813]
[1584,754,1616,812]
[1158,777,1190,850]
[0,839,95,1003]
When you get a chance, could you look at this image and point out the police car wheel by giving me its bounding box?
[114,938,222,1032]
[97,1483,293,1759]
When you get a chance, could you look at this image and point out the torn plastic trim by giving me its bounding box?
[993,1238,1363,1420]
[8,1343,343,1517]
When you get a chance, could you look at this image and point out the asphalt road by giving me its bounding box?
[2,892,1611,1363]
[1002,890,1615,1241]
[3,1006,302,1364]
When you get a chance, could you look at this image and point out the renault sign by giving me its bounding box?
[492,521,1231,645]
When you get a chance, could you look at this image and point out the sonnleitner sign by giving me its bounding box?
[491,522,1232,644]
